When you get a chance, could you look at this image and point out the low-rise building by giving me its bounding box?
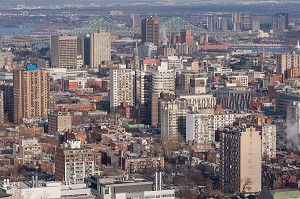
[121,155,164,174]
[87,173,175,199]
[12,139,42,164]
[0,179,94,199]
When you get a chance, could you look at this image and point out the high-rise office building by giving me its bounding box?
[13,66,50,124]
[141,17,160,46]
[90,31,111,69]
[55,140,95,183]
[273,13,288,32]
[110,68,135,113]
[232,12,252,31]
[0,84,13,122]
[220,18,228,31]
[83,36,91,66]
[220,127,262,194]
[252,19,260,32]
[240,14,252,31]
[232,12,241,31]
[51,35,82,70]
[207,15,218,31]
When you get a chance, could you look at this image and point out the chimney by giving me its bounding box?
[35,176,38,188]
[31,176,35,188]
[159,172,162,191]
[154,172,158,191]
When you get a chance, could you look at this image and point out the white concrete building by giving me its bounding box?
[190,77,207,94]
[179,94,216,112]
[0,180,93,199]
[151,68,176,95]
[261,125,277,160]
[13,139,42,164]
[110,69,135,113]
[231,75,249,87]
[90,31,111,69]
[90,173,175,199]
[186,113,243,143]
[167,56,183,69]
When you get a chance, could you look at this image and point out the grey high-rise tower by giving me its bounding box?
[141,17,160,46]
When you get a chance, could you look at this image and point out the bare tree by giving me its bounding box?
[241,177,253,193]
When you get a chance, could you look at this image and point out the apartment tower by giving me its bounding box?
[13,66,50,124]
[220,127,262,194]
[90,31,111,69]
[110,68,135,113]
[55,140,95,183]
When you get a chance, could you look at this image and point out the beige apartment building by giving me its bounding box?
[161,100,188,141]
[13,67,50,124]
[110,68,135,113]
[121,156,164,174]
[55,140,95,183]
[220,127,261,194]
[277,53,300,75]
[90,31,111,69]
[51,35,82,70]
[48,111,72,135]
[13,139,42,164]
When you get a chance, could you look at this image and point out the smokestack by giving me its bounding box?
[35,176,38,188]
[154,172,158,191]
[31,176,35,188]
[159,172,162,191]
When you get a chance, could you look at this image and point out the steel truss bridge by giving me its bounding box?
[70,17,257,38]
[0,17,257,47]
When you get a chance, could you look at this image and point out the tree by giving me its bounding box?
[176,188,198,199]
[241,177,253,193]
[206,181,224,198]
